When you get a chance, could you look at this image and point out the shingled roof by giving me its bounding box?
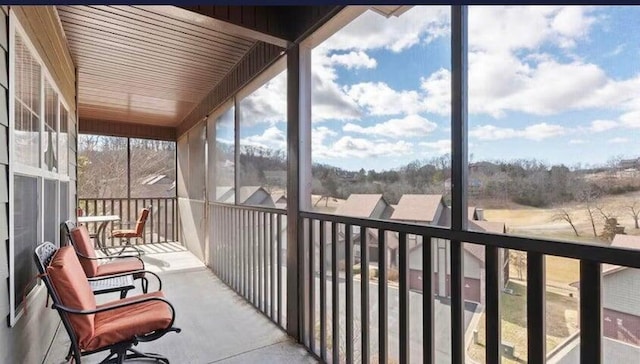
[334,194,389,218]
[390,194,444,223]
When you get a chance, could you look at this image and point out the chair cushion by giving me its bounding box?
[70,225,99,277]
[111,229,138,238]
[46,247,97,349]
[86,291,172,351]
[96,258,144,277]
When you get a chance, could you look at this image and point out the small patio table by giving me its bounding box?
[77,215,120,254]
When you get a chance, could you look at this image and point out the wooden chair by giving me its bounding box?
[111,207,151,256]
[63,221,160,295]
[34,242,181,363]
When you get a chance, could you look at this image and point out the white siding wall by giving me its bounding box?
[603,268,640,317]
[409,240,482,279]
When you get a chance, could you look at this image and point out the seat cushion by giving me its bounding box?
[96,258,144,277]
[69,225,99,277]
[85,291,172,351]
[46,247,97,349]
[111,229,138,238]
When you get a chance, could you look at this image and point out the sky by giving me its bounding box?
[230,6,640,172]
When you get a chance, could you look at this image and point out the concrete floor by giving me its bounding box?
[44,244,317,364]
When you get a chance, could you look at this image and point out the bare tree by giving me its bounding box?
[575,185,601,238]
[626,201,640,229]
[509,251,527,280]
[553,209,580,237]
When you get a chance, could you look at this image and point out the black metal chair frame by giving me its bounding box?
[34,242,181,364]
[63,221,161,297]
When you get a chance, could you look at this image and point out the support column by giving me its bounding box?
[286,43,312,340]
[451,6,469,364]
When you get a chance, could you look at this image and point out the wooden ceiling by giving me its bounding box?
[56,5,258,127]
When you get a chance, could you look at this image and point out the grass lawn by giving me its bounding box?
[510,254,580,289]
[467,281,578,363]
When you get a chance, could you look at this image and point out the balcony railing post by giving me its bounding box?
[399,232,409,364]
[423,236,434,364]
[485,245,501,364]
[580,259,602,364]
[379,229,388,364]
[527,252,546,363]
[361,228,369,363]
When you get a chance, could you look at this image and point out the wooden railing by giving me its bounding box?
[78,197,178,248]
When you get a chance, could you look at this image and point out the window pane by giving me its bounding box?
[130,139,176,198]
[209,105,235,202]
[14,34,40,168]
[44,81,58,172]
[187,122,206,200]
[467,5,640,245]
[13,175,39,309]
[44,179,58,245]
[78,135,128,198]
[310,6,452,226]
[238,69,287,208]
[60,181,69,223]
[59,106,68,175]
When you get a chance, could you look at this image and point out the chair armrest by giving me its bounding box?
[88,269,163,291]
[52,296,177,327]
[76,251,143,263]
[113,221,136,227]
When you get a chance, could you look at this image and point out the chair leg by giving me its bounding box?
[141,277,149,294]
[126,348,170,363]
[65,344,73,361]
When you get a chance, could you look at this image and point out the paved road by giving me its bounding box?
[269,269,477,363]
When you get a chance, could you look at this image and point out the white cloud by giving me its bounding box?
[420,68,451,116]
[240,126,286,150]
[522,123,567,140]
[620,111,640,128]
[469,125,519,141]
[311,51,362,122]
[608,137,629,144]
[320,6,450,53]
[569,139,587,144]
[343,114,437,138]
[329,51,377,69]
[315,136,413,159]
[463,6,640,119]
[551,6,596,46]
[469,6,596,53]
[346,82,423,116]
[419,139,451,154]
[470,122,567,141]
[239,72,287,125]
[589,120,618,132]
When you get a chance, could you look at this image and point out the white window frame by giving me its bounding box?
[8,10,74,326]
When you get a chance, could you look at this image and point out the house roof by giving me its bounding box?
[468,206,478,220]
[216,186,234,201]
[238,186,273,206]
[602,234,640,275]
[271,193,286,203]
[334,194,386,218]
[390,194,444,222]
[464,221,506,261]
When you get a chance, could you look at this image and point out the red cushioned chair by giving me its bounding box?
[111,207,151,256]
[34,242,181,363]
[64,221,160,295]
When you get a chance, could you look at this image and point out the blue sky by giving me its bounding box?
[236,6,640,172]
